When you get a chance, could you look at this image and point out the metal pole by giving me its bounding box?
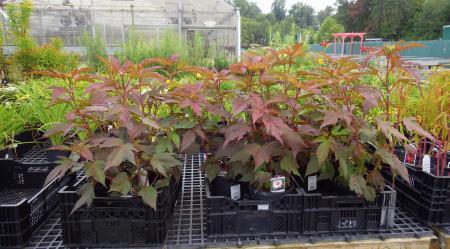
[130,4,135,27]
[235,8,241,61]
[1,15,7,45]
[91,9,95,37]
[157,28,160,48]
[103,22,107,46]
[38,10,46,44]
[121,10,125,44]
[177,0,182,40]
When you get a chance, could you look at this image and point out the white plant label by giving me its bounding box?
[257,204,269,211]
[308,175,317,191]
[270,176,286,193]
[422,155,431,173]
[218,170,227,177]
[230,184,241,200]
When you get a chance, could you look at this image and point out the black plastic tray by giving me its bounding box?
[384,163,450,226]
[0,146,74,248]
[58,173,180,247]
[25,154,434,249]
[1,146,58,190]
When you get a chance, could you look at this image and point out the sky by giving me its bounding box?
[256,0,337,13]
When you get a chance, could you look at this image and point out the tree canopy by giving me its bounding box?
[232,0,450,47]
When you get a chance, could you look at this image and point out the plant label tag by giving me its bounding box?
[404,144,417,166]
[270,176,286,193]
[339,218,357,228]
[218,170,227,177]
[4,153,8,159]
[422,155,431,173]
[308,175,317,191]
[230,184,241,200]
[257,204,269,211]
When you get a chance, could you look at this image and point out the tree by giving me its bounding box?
[368,0,414,40]
[414,0,450,39]
[334,0,450,40]
[233,0,262,18]
[241,17,270,46]
[315,17,345,43]
[272,0,286,22]
[288,3,316,29]
[317,6,334,26]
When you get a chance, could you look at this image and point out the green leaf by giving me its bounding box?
[229,150,251,165]
[155,137,173,154]
[204,161,221,181]
[318,160,335,181]
[305,155,320,176]
[71,183,95,214]
[335,150,349,179]
[359,126,377,144]
[174,120,197,129]
[317,140,330,165]
[331,126,350,136]
[170,132,181,148]
[375,148,409,183]
[139,186,158,209]
[364,185,376,202]
[155,178,170,189]
[105,143,135,170]
[151,153,181,177]
[280,153,300,176]
[349,174,366,196]
[85,161,106,186]
[254,171,272,186]
[109,172,131,195]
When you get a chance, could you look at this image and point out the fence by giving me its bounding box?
[309,40,450,59]
[1,4,240,58]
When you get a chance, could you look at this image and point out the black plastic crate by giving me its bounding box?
[205,178,302,238]
[26,154,435,249]
[301,185,396,234]
[0,172,74,248]
[384,164,450,226]
[1,145,58,190]
[59,174,180,247]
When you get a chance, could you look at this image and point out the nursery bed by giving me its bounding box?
[26,154,434,249]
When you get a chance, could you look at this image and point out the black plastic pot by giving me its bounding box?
[247,183,295,200]
[45,149,70,162]
[210,176,243,200]
[0,149,15,159]
[205,177,303,237]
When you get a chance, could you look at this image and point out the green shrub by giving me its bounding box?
[5,1,79,77]
[9,38,79,74]
[81,30,107,70]
[115,29,230,69]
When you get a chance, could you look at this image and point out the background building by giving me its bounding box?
[1,0,240,57]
